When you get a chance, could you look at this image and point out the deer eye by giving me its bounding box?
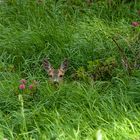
[59,75,63,78]
[49,75,53,78]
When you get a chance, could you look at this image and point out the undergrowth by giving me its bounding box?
[0,0,140,139]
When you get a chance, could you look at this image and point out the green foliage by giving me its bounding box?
[0,63,15,72]
[0,0,140,139]
[76,57,117,81]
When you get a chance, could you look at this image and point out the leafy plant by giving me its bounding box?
[76,57,117,81]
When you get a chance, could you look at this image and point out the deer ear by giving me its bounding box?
[43,59,53,72]
[60,59,68,71]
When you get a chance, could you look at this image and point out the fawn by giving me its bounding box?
[43,58,68,84]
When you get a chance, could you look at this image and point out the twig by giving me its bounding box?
[111,38,132,74]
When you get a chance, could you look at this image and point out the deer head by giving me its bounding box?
[43,58,68,84]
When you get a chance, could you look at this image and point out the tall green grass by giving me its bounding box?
[0,0,140,139]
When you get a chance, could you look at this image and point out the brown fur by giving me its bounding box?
[43,59,68,84]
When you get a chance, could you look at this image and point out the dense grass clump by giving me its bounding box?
[0,0,140,139]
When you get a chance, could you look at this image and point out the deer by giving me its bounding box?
[43,58,68,85]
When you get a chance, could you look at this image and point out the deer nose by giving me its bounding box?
[54,81,59,85]
[53,79,59,84]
